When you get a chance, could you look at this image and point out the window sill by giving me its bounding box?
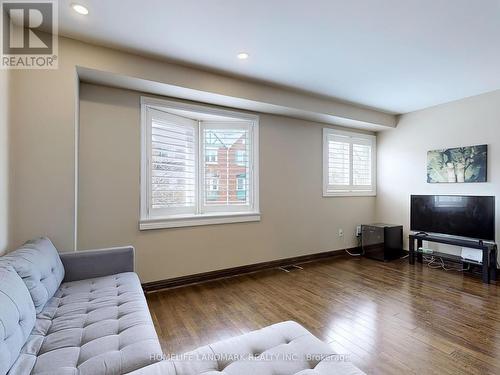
[139,212,261,230]
[323,191,377,197]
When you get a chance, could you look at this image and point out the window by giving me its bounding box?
[235,150,246,166]
[236,173,247,201]
[323,128,376,196]
[236,174,246,191]
[141,97,260,229]
[205,148,218,164]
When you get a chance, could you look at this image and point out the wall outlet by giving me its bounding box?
[355,225,362,237]
[338,228,344,237]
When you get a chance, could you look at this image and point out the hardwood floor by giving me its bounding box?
[146,255,500,374]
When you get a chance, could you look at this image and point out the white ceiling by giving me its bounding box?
[59,0,500,114]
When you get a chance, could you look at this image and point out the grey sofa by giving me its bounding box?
[1,237,365,375]
[0,237,162,375]
[129,321,365,375]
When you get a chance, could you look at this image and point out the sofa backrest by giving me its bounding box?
[0,237,65,313]
[0,266,37,375]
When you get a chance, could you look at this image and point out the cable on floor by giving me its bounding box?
[344,235,363,257]
[423,255,470,272]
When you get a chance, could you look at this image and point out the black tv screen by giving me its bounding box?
[410,195,495,241]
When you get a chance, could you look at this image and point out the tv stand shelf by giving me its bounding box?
[409,233,497,284]
[415,249,482,266]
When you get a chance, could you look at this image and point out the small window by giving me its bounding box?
[323,128,376,196]
[205,148,218,164]
[141,97,260,229]
[235,150,246,166]
[208,178,219,191]
[236,174,246,191]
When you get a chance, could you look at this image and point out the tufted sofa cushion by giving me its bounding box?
[0,266,37,375]
[127,321,365,375]
[0,237,65,313]
[7,272,162,375]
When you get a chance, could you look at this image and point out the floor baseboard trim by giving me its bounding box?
[142,247,358,292]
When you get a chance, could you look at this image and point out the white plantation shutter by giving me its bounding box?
[328,137,350,186]
[352,142,372,186]
[323,129,376,196]
[147,109,197,216]
[141,98,259,229]
[201,122,252,212]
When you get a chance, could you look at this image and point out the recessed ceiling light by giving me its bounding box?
[237,52,249,60]
[72,4,89,15]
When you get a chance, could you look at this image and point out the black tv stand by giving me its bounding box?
[409,233,497,284]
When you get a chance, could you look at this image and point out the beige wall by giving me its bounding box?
[8,36,391,253]
[0,70,9,254]
[9,64,77,252]
[376,90,500,262]
[9,33,499,280]
[78,83,376,282]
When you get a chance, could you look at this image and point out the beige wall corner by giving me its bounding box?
[376,89,500,262]
[9,35,390,256]
[9,65,77,251]
[0,69,10,255]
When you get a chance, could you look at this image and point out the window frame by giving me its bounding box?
[140,97,260,230]
[323,128,376,197]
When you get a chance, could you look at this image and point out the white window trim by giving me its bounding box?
[140,97,260,229]
[323,128,377,197]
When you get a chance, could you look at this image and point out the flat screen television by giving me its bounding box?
[410,195,495,241]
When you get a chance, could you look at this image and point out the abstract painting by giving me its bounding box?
[427,145,487,183]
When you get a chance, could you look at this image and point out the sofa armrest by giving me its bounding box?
[60,246,135,282]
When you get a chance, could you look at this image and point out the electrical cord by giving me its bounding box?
[344,234,363,257]
[423,255,470,272]
[345,248,362,256]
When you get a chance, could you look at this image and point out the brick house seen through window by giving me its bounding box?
[204,129,248,205]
